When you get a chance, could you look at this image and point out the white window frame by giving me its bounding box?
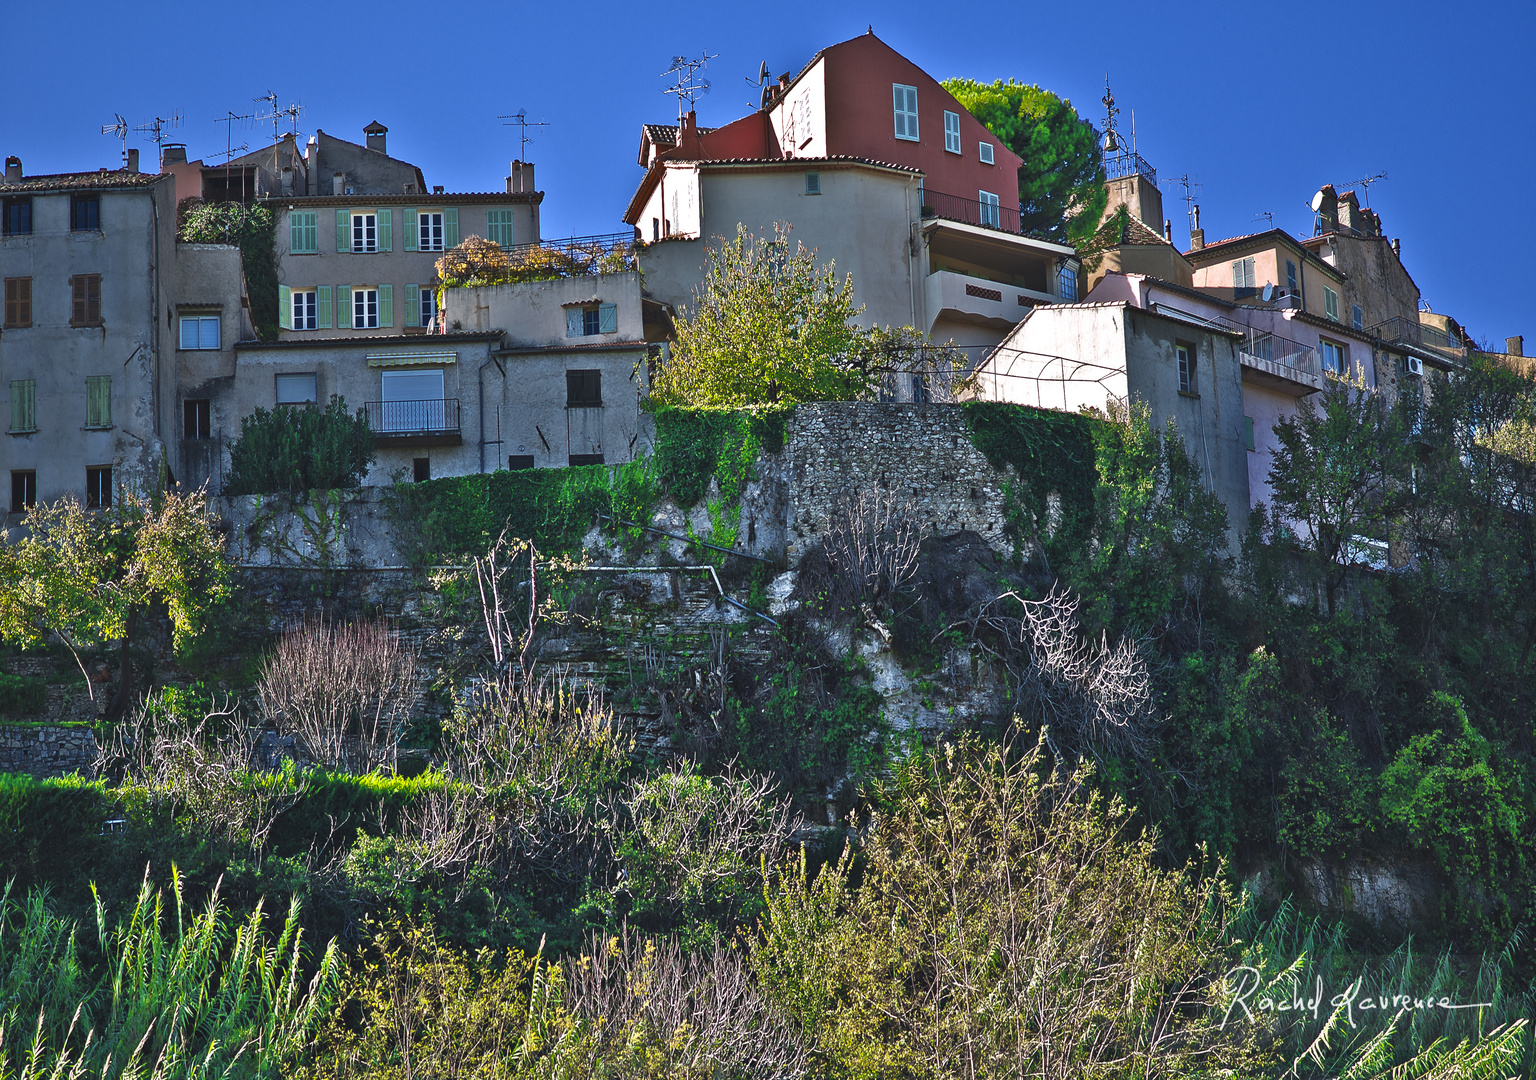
[291,290,317,331]
[893,84,919,141]
[1321,339,1347,375]
[943,110,961,154]
[979,141,994,165]
[418,210,444,252]
[978,190,1000,228]
[275,372,318,405]
[352,212,377,253]
[353,287,379,329]
[1177,344,1196,394]
[178,314,220,350]
[419,287,436,328]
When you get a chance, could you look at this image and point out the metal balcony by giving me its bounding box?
[365,398,462,447]
[920,188,1025,235]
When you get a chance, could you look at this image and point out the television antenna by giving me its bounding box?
[254,91,305,145]
[747,60,771,110]
[662,51,717,125]
[100,114,128,165]
[134,114,183,157]
[498,109,549,160]
[1333,171,1387,207]
[1253,210,1275,229]
[1161,173,1201,233]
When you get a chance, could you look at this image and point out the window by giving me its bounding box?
[413,457,431,482]
[486,209,516,248]
[1285,259,1298,295]
[85,467,111,510]
[1243,415,1256,452]
[352,212,377,253]
[911,374,930,404]
[1232,257,1256,293]
[412,284,435,328]
[507,455,535,471]
[10,471,35,513]
[893,84,919,141]
[566,303,617,337]
[85,376,111,428]
[978,190,1000,228]
[804,172,820,195]
[10,379,36,433]
[183,399,211,440]
[979,141,994,165]
[1320,339,1347,375]
[943,110,961,154]
[569,453,605,466]
[2,197,30,236]
[70,195,99,232]
[417,211,444,251]
[1177,344,1196,394]
[1059,265,1078,302]
[1324,286,1339,322]
[1351,304,1364,330]
[4,277,30,327]
[566,370,602,408]
[71,274,101,326]
[651,217,660,242]
[290,211,318,253]
[291,289,317,330]
[178,314,220,350]
[275,373,317,404]
[353,287,379,329]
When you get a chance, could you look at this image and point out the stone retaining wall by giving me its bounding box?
[0,723,97,778]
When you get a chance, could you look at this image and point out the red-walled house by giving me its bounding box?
[625,30,1078,353]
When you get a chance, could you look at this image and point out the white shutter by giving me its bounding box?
[567,309,583,337]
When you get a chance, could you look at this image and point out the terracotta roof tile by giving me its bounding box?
[0,170,165,193]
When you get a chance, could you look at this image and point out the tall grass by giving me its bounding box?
[0,871,339,1079]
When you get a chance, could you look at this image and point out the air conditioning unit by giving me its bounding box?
[1403,355,1423,377]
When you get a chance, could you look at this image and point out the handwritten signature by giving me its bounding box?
[1220,966,1493,1031]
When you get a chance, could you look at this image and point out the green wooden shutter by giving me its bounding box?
[290,214,304,253]
[598,303,617,334]
[337,209,350,252]
[86,376,110,427]
[378,283,393,328]
[378,208,392,251]
[405,284,420,327]
[444,207,459,248]
[316,285,332,329]
[8,384,18,433]
[337,286,352,328]
[10,380,35,433]
[279,285,292,329]
[404,208,418,251]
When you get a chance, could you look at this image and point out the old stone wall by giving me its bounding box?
[0,724,97,778]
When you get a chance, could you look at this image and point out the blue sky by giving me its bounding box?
[7,0,1531,345]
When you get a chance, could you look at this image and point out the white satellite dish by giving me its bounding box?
[1262,283,1275,303]
[1310,189,1327,212]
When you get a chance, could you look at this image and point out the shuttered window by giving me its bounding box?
[71,275,101,325]
[893,84,919,140]
[70,195,99,232]
[943,110,961,153]
[417,211,444,251]
[9,380,35,433]
[566,370,602,408]
[316,285,332,329]
[3,277,30,327]
[178,315,220,349]
[1324,286,1340,322]
[352,213,378,253]
[336,209,350,252]
[85,375,111,428]
[486,209,516,247]
[444,207,459,248]
[290,211,318,253]
[1232,257,1256,291]
[978,191,1000,228]
[405,284,420,327]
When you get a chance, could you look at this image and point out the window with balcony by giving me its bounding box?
[70,195,99,232]
[11,470,35,513]
[85,376,111,428]
[85,466,111,509]
[290,211,318,253]
[178,314,220,350]
[2,197,31,236]
[4,277,30,327]
[893,84,919,141]
[1320,339,1347,375]
[978,190,1000,228]
[1324,286,1340,322]
[943,110,961,154]
[1177,344,1196,395]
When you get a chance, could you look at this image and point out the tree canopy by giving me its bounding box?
[942,79,1107,247]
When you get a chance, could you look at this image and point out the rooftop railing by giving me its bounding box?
[1366,315,1467,360]
[1102,149,1156,185]
[504,231,637,276]
[920,188,1024,235]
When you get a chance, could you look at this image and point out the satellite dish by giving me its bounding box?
[1310,189,1326,212]
[758,61,770,83]
[1262,283,1275,303]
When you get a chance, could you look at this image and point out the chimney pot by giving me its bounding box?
[1508,335,1524,357]
[433,185,444,195]
[332,171,344,195]
[1164,219,1172,242]
[125,148,139,173]
[4,156,21,182]
[1192,204,1200,230]
[364,121,388,155]
[161,143,187,168]
[1391,237,1401,257]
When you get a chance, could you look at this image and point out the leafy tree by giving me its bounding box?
[435,234,513,288]
[178,198,277,340]
[942,79,1107,246]
[0,488,230,721]
[651,224,873,407]
[224,394,374,496]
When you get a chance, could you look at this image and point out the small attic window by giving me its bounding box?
[805,172,820,195]
[979,142,995,165]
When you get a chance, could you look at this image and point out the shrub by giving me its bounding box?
[224,395,374,496]
[0,671,45,715]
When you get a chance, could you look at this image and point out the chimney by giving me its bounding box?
[280,167,294,196]
[331,171,344,195]
[124,148,139,173]
[507,160,536,194]
[1391,237,1401,258]
[1508,336,1524,357]
[4,156,20,182]
[161,143,187,168]
[1164,219,1172,243]
[363,121,388,154]
[1189,205,1204,250]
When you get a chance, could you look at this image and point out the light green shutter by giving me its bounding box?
[290,214,304,253]
[444,207,459,248]
[278,284,292,329]
[337,286,352,328]
[317,286,332,329]
[8,383,19,433]
[405,284,420,327]
[598,303,617,334]
[11,380,35,432]
[378,283,393,328]
[404,209,418,251]
[378,208,392,251]
[86,376,111,427]
[337,209,350,252]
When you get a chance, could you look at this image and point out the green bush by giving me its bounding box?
[0,671,45,715]
[0,773,114,892]
[224,395,374,496]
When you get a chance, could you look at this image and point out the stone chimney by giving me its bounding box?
[1391,237,1401,258]
[1508,336,1524,357]
[332,171,345,195]
[363,121,388,154]
[1188,205,1204,251]
[4,156,20,182]
[1164,220,1172,243]
[280,167,294,196]
[124,148,139,173]
[161,143,187,168]
[508,160,535,194]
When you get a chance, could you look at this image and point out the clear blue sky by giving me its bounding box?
[7,0,1531,346]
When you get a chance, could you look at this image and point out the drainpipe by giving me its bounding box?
[907,176,919,332]
[478,343,505,473]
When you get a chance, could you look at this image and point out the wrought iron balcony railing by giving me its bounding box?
[364,398,461,436]
[920,188,1023,235]
[1103,149,1156,185]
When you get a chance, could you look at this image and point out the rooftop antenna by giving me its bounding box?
[1254,210,1275,229]
[497,109,549,160]
[253,91,305,145]
[100,114,128,166]
[1161,173,1201,234]
[1334,171,1388,207]
[662,51,718,126]
[133,113,184,158]
[1100,75,1120,153]
[213,108,255,201]
[747,60,770,110]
